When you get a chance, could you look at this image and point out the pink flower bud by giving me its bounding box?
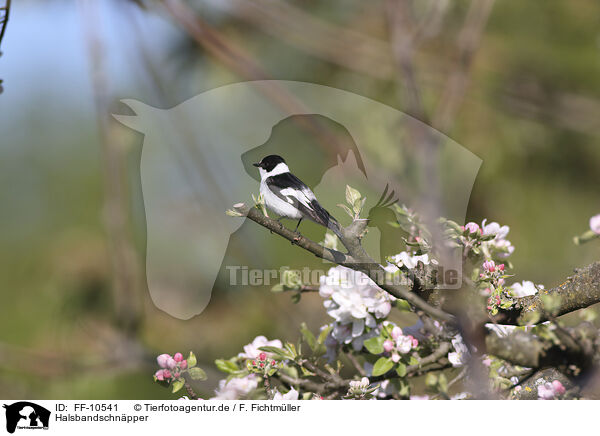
[258,352,267,361]
[498,264,505,272]
[173,352,183,362]
[174,371,181,378]
[482,358,492,367]
[180,360,187,369]
[383,339,394,352]
[252,360,256,366]
[391,326,403,340]
[271,360,276,366]
[411,337,419,348]
[483,260,496,273]
[163,369,172,379]
[391,353,400,363]
[487,305,493,310]
[156,354,171,368]
[154,370,165,381]
[260,362,265,368]
[166,357,177,369]
[552,380,566,396]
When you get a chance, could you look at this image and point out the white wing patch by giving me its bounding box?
[280,187,315,210]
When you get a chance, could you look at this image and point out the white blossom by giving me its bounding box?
[481,219,515,259]
[238,336,283,359]
[448,335,469,367]
[485,323,517,337]
[211,375,258,400]
[273,387,299,400]
[319,266,393,350]
[510,280,543,298]
[388,252,436,270]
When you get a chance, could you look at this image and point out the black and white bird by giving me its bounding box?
[253,155,343,239]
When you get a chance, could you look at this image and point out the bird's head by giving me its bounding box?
[253,155,289,177]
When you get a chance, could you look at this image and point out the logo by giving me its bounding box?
[114,80,481,319]
[2,402,50,434]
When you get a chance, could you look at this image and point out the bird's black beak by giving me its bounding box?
[253,162,261,168]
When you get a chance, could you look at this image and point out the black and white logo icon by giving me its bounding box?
[3,402,50,434]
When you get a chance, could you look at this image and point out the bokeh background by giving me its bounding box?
[0,0,599,399]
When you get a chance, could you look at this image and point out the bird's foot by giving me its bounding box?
[291,233,302,245]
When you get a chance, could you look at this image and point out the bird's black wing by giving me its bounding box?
[266,172,332,226]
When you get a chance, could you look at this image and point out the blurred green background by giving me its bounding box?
[0,0,598,399]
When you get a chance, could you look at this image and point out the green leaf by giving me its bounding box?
[372,357,394,376]
[580,308,598,322]
[438,373,448,393]
[541,294,562,315]
[363,336,384,355]
[337,203,354,218]
[345,185,362,206]
[171,378,185,393]
[519,311,541,326]
[300,366,315,377]
[425,373,438,388]
[353,197,366,216]
[215,359,239,374]
[408,356,419,366]
[396,363,407,377]
[284,342,298,359]
[188,367,207,380]
[398,379,410,397]
[187,351,197,368]
[271,284,284,293]
[318,325,333,344]
[300,323,317,351]
[394,300,411,311]
[258,346,290,359]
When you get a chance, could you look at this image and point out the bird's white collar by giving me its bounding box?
[260,162,290,179]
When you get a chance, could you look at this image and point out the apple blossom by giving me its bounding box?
[389,252,436,270]
[537,383,555,400]
[552,380,566,396]
[590,214,600,235]
[448,335,469,367]
[465,222,479,233]
[383,339,394,352]
[211,375,259,400]
[238,336,283,360]
[319,266,393,350]
[273,388,299,400]
[156,354,171,369]
[483,260,496,273]
[510,281,543,297]
[481,219,515,259]
[173,352,183,362]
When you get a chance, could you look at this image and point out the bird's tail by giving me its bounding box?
[326,215,344,240]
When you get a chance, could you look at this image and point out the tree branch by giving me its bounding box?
[495,262,600,325]
[232,203,456,324]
